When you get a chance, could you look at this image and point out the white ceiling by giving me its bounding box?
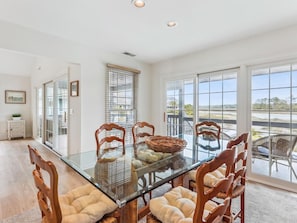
[1,0,297,67]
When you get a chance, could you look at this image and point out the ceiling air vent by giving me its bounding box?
[123,51,136,57]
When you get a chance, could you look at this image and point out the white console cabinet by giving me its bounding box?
[7,120,26,140]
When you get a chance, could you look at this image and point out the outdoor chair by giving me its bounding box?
[252,134,297,179]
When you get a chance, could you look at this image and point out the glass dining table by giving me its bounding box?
[61,134,225,222]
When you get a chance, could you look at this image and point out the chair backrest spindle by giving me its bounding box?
[195,121,221,141]
[95,123,126,157]
[132,121,155,144]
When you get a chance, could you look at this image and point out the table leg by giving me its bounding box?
[119,199,138,223]
[172,173,186,187]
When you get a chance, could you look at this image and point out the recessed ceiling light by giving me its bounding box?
[167,21,177,28]
[133,0,145,8]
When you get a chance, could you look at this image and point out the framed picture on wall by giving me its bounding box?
[70,80,79,97]
[5,90,26,104]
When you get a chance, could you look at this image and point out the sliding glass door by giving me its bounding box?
[165,69,238,139]
[197,69,238,138]
[36,87,43,142]
[166,78,195,137]
[251,63,297,184]
[54,77,68,155]
[44,82,54,147]
[44,76,68,156]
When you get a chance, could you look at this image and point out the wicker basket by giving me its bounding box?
[145,136,187,153]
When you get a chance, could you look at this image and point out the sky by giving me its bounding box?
[167,70,297,107]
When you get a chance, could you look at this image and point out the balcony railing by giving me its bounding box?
[167,114,297,136]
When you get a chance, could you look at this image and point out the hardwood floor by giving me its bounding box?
[0,138,87,220]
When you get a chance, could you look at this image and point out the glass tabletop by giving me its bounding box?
[61,135,219,207]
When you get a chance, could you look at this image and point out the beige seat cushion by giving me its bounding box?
[189,166,226,188]
[149,186,218,223]
[58,184,118,223]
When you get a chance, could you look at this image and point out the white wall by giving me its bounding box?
[0,74,31,140]
[0,20,152,151]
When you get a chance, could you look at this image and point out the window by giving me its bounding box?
[197,68,238,138]
[106,64,140,144]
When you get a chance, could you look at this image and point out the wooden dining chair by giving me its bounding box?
[188,121,222,191]
[220,132,249,223]
[195,121,221,152]
[27,145,120,223]
[132,121,164,205]
[147,149,235,223]
[132,121,155,144]
[95,123,126,157]
[196,132,249,223]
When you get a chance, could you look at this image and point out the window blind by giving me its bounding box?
[105,64,139,144]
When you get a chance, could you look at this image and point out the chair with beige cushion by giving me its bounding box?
[132,121,171,204]
[95,123,126,157]
[218,133,249,223]
[189,133,249,223]
[147,148,235,223]
[28,145,120,223]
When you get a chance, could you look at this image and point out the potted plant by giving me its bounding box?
[12,113,22,120]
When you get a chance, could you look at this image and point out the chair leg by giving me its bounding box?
[240,191,245,223]
[188,180,195,191]
[288,159,297,179]
[142,194,147,205]
[225,201,232,221]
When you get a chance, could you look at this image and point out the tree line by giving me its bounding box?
[253,97,297,110]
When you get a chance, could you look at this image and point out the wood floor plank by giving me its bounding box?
[0,138,88,219]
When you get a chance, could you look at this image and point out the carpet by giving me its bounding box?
[244,182,297,222]
[2,182,297,223]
